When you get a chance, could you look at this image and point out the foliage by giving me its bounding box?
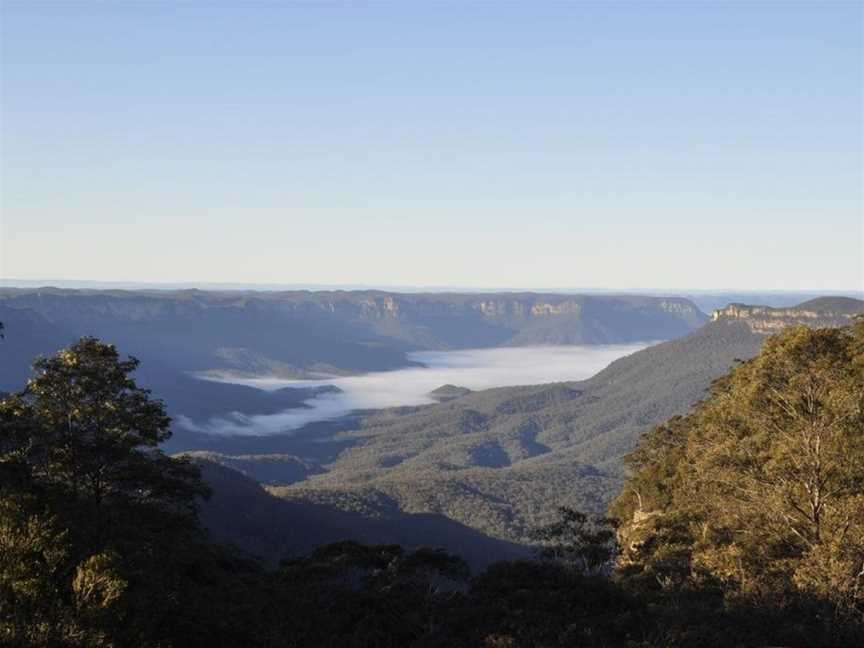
[3,323,863,647]
[260,319,764,557]
[532,507,617,574]
[0,337,224,647]
[611,321,864,644]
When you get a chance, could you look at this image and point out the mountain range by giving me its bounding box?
[0,288,705,435]
[1,289,861,567]
[186,296,863,566]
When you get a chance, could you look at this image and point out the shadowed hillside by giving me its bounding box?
[263,318,766,547]
[3,292,859,564]
[0,288,705,382]
[194,458,529,569]
[199,297,863,558]
[4,314,861,647]
[0,288,707,447]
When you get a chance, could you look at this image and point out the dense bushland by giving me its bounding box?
[1,325,861,646]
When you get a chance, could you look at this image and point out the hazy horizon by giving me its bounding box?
[1,277,862,297]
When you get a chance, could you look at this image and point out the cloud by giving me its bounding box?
[180,343,649,436]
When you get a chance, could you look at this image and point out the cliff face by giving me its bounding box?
[0,289,706,343]
[711,299,863,333]
[355,293,705,332]
[0,288,708,389]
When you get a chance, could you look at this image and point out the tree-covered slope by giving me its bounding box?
[249,320,766,548]
[611,320,864,641]
[194,458,527,569]
[4,317,860,648]
[227,299,861,555]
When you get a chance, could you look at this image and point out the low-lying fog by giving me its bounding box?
[180,343,649,436]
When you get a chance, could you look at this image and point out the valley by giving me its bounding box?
[0,288,705,437]
[186,296,864,565]
[1,289,861,568]
[184,343,649,436]
[5,4,861,643]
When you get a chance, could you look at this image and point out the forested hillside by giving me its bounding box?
[1,316,861,647]
[611,319,864,645]
[197,299,863,562]
[260,319,766,552]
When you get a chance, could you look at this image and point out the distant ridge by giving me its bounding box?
[795,295,864,313]
[0,288,707,390]
[711,296,864,333]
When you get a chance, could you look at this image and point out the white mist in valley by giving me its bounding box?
[181,343,650,436]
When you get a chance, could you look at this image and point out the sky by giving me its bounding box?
[182,343,647,435]
[1,1,862,291]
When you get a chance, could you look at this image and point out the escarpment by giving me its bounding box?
[711,297,863,333]
[0,289,707,385]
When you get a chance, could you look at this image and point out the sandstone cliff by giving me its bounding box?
[711,297,863,333]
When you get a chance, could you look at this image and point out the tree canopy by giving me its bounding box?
[612,320,864,641]
[0,338,211,646]
[2,326,862,647]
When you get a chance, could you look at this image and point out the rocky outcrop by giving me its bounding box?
[711,298,863,334]
[0,288,710,398]
[0,289,707,353]
[616,507,662,568]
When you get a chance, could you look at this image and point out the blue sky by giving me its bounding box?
[1,1,861,290]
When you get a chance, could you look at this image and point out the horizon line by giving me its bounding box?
[1,278,862,296]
